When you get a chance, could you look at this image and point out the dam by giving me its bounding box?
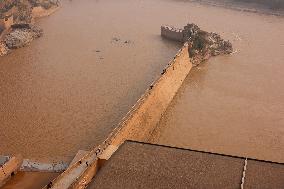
[0,0,284,188]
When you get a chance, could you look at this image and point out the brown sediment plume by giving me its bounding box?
[0,0,60,56]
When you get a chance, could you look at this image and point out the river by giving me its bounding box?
[150,0,284,163]
[0,0,283,168]
[0,0,181,162]
[1,0,284,188]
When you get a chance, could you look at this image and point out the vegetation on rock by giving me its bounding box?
[182,24,233,65]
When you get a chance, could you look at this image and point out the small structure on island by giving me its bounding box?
[161,25,184,42]
[161,23,233,65]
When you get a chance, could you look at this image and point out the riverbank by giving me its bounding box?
[0,1,60,56]
[189,0,284,16]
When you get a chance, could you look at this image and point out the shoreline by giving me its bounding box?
[32,5,60,20]
[0,5,60,57]
[189,0,284,17]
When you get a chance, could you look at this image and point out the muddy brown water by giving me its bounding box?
[0,0,181,162]
[150,1,284,163]
[0,0,283,167]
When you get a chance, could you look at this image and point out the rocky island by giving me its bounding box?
[161,24,233,65]
[0,0,60,56]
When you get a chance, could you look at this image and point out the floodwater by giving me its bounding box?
[150,1,284,163]
[0,0,182,162]
[0,0,283,166]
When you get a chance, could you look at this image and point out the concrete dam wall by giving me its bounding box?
[45,43,193,189]
[108,43,192,146]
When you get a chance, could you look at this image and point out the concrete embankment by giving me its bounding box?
[44,43,193,189]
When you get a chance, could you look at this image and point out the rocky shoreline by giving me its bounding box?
[0,0,60,56]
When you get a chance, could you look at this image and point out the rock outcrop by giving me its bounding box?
[183,24,233,65]
[0,0,59,56]
[161,23,233,65]
[4,24,43,49]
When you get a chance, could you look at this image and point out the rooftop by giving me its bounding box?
[88,141,284,189]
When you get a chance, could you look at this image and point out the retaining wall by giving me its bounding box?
[109,43,192,145]
[45,43,193,189]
